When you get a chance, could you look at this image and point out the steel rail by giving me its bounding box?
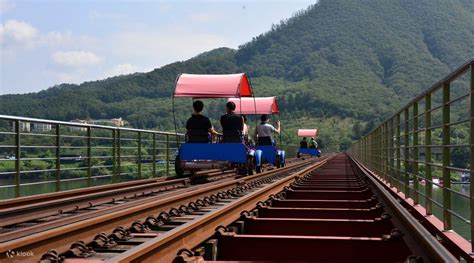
[0,157,318,262]
[0,177,180,210]
[0,171,243,243]
[169,154,458,262]
[0,162,259,211]
[110,157,333,263]
[0,162,283,240]
[0,178,191,228]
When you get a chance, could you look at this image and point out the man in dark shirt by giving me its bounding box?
[186,100,219,143]
[220,101,244,143]
[300,137,308,149]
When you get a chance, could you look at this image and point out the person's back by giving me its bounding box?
[186,114,211,143]
[255,115,280,146]
[300,138,308,149]
[220,101,243,143]
[186,100,218,143]
[309,138,317,149]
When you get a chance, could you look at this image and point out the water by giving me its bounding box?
[0,176,116,200]
[412,183,471,241]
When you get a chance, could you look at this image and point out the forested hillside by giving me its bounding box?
[1,0,473,150]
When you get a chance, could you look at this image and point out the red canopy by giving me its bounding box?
[174,73,253,98]
[298,129,319,137]
[227,97,279,115]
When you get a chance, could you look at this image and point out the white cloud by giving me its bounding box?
[107,63,140,76]
[51,51,100,67]
[0,0,14,13]
[0,20,38,43]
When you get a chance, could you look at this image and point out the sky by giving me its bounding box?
[0,0,316,95]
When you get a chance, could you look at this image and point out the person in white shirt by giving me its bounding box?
[254,115,281,145]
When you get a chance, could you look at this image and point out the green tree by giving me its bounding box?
[452,148,469,168]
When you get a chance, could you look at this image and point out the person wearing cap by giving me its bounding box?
[220,101,244,143]
[254,114,280,145]
[186,100,220,143]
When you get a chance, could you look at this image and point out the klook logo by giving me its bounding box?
[6,250,15,258]
[5,249,33,259]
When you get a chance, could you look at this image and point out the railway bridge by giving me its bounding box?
[0,59,473,262]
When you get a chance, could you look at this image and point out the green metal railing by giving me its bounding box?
[349,59,474,249]
[0,115,184,200]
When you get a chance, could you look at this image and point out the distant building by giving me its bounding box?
[69,119,88,132]
[111,117,125,127]
[88,117,126,127]
[19,122,31,132]
[32,123,52,132]
[10,121,31,132]
[68,117,126,131]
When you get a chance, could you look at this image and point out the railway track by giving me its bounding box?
[0,157,318,262]
[0,158,300,244]
[102,154,455,263]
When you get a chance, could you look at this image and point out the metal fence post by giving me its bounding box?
[364,137,367,164]
[372,132,375,171]
[396,114,401,192]
[389,118,394,188]
[469,65,474,250]
[166,134,170,176]
[112,129,117,183]
[117,129,121,182]
[14,120,21,197]
[55,123,61,192]
[380,127,383,178]
[384,123,389,183]
[152,133,156,177]
[137,131,142,179]
[413,101,419,205]
[404,109,410,197]
[425,93,433,215]
[87,127,92,186]
[382,124,386,182]
[381,124,386,181]
[442,82,451,230]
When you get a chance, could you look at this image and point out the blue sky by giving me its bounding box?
[0,0,315,95]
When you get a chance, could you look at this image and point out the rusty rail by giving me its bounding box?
[111,156,332,263]
[0,157,319,262]
[171,154,456,262]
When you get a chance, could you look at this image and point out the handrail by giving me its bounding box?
[0,115,185,200]
[349,58,474,255]
[0,114,183,136]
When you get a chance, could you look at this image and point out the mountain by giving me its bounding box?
[1,0,473,150]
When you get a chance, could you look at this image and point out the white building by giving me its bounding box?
[32,123,52,132]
